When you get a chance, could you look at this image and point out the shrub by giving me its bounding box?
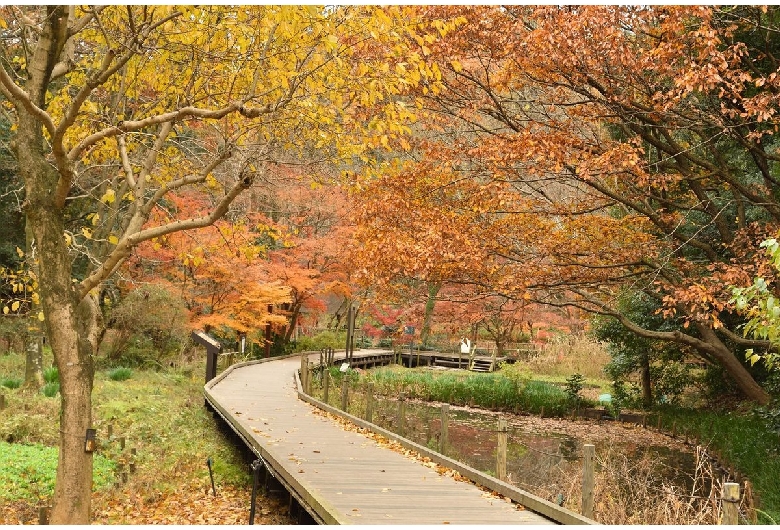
[41,382,59,397]
[108,367,132,381]
[43,366,59,384]
[104,285,189,366]
[564,373,585,405]
[293,330,347,353]
[1,377,21,389]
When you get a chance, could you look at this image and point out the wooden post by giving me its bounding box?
[299,355,306,391]
[0,393,5,410]
[744,480,757,524]
[323,370,330,404]
[341,378,348,411]
[119,436,126,451]
[306,361,313,394]
[365,382,374,423]
[496,418,507,481]
[130,447,137,473]
[721,482,740,525]
[582,444,595,519]
[107,423,113,439]
[440,404,449,453]
[397,394,406,437]
[38,506,50,525]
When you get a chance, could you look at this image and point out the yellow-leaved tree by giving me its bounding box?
[0,5,453,523]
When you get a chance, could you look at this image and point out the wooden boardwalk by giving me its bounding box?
[205,350,592,525]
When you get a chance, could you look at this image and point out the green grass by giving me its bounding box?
[107,367,132,381]
[41,382,59,397]
[1,352,251,509]
[339,366,572,416]
[1,377,21,389]
[43,366,59,384]
[656,406,780,524]
[0,441,115,501]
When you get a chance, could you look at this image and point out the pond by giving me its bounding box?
[363,397,712,512]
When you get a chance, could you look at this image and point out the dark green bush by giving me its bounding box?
[43,366,58,384]
[108,367,132,381]
[41,382,59,397]
[1,377,21,389]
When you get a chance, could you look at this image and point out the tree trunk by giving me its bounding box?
[23,213,45,390]
[23,334,44,390]
[15,27,98,516]
[419,281,441,346]
[697,325,770,405]
[640,352,652,408]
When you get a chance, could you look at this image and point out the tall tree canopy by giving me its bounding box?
[0,5,452,522]
[355,5,780,404]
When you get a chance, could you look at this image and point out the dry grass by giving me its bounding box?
[524,335,611,380]
[544,444,744,525]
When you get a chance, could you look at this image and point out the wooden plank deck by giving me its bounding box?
[204,350,590,525]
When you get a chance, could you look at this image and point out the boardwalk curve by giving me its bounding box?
[205,350,592,525]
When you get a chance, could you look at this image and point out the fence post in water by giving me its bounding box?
[497,418,508,481]
[341,377,349,411]
[365,382,374,423]
[582,444,595,519]
[440,404,450,453]
[721,482,740,525]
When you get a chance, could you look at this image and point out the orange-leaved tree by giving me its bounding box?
[357,5,780,403]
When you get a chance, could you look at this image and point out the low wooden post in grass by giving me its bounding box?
[130,447,137,473]
[119,436,126,451]
[340,378,349,411]
[497,418,508,481]
[323,370,330,404]
[440,404,450,453]
[0,393,5,410]
[721,482,740,525]
[38,506,50,525]
[582,444,595,519]
[365,382,375,423]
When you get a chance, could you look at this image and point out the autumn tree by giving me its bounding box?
[0,5,452,522]
[356,5,780,404]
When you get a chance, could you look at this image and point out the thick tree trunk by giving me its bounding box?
[16,68,97,521]
[696,325,770,405]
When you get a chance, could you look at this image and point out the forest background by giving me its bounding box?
[1,5,780,524]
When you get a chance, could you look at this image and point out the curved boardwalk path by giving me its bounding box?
[205,350,591,525]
